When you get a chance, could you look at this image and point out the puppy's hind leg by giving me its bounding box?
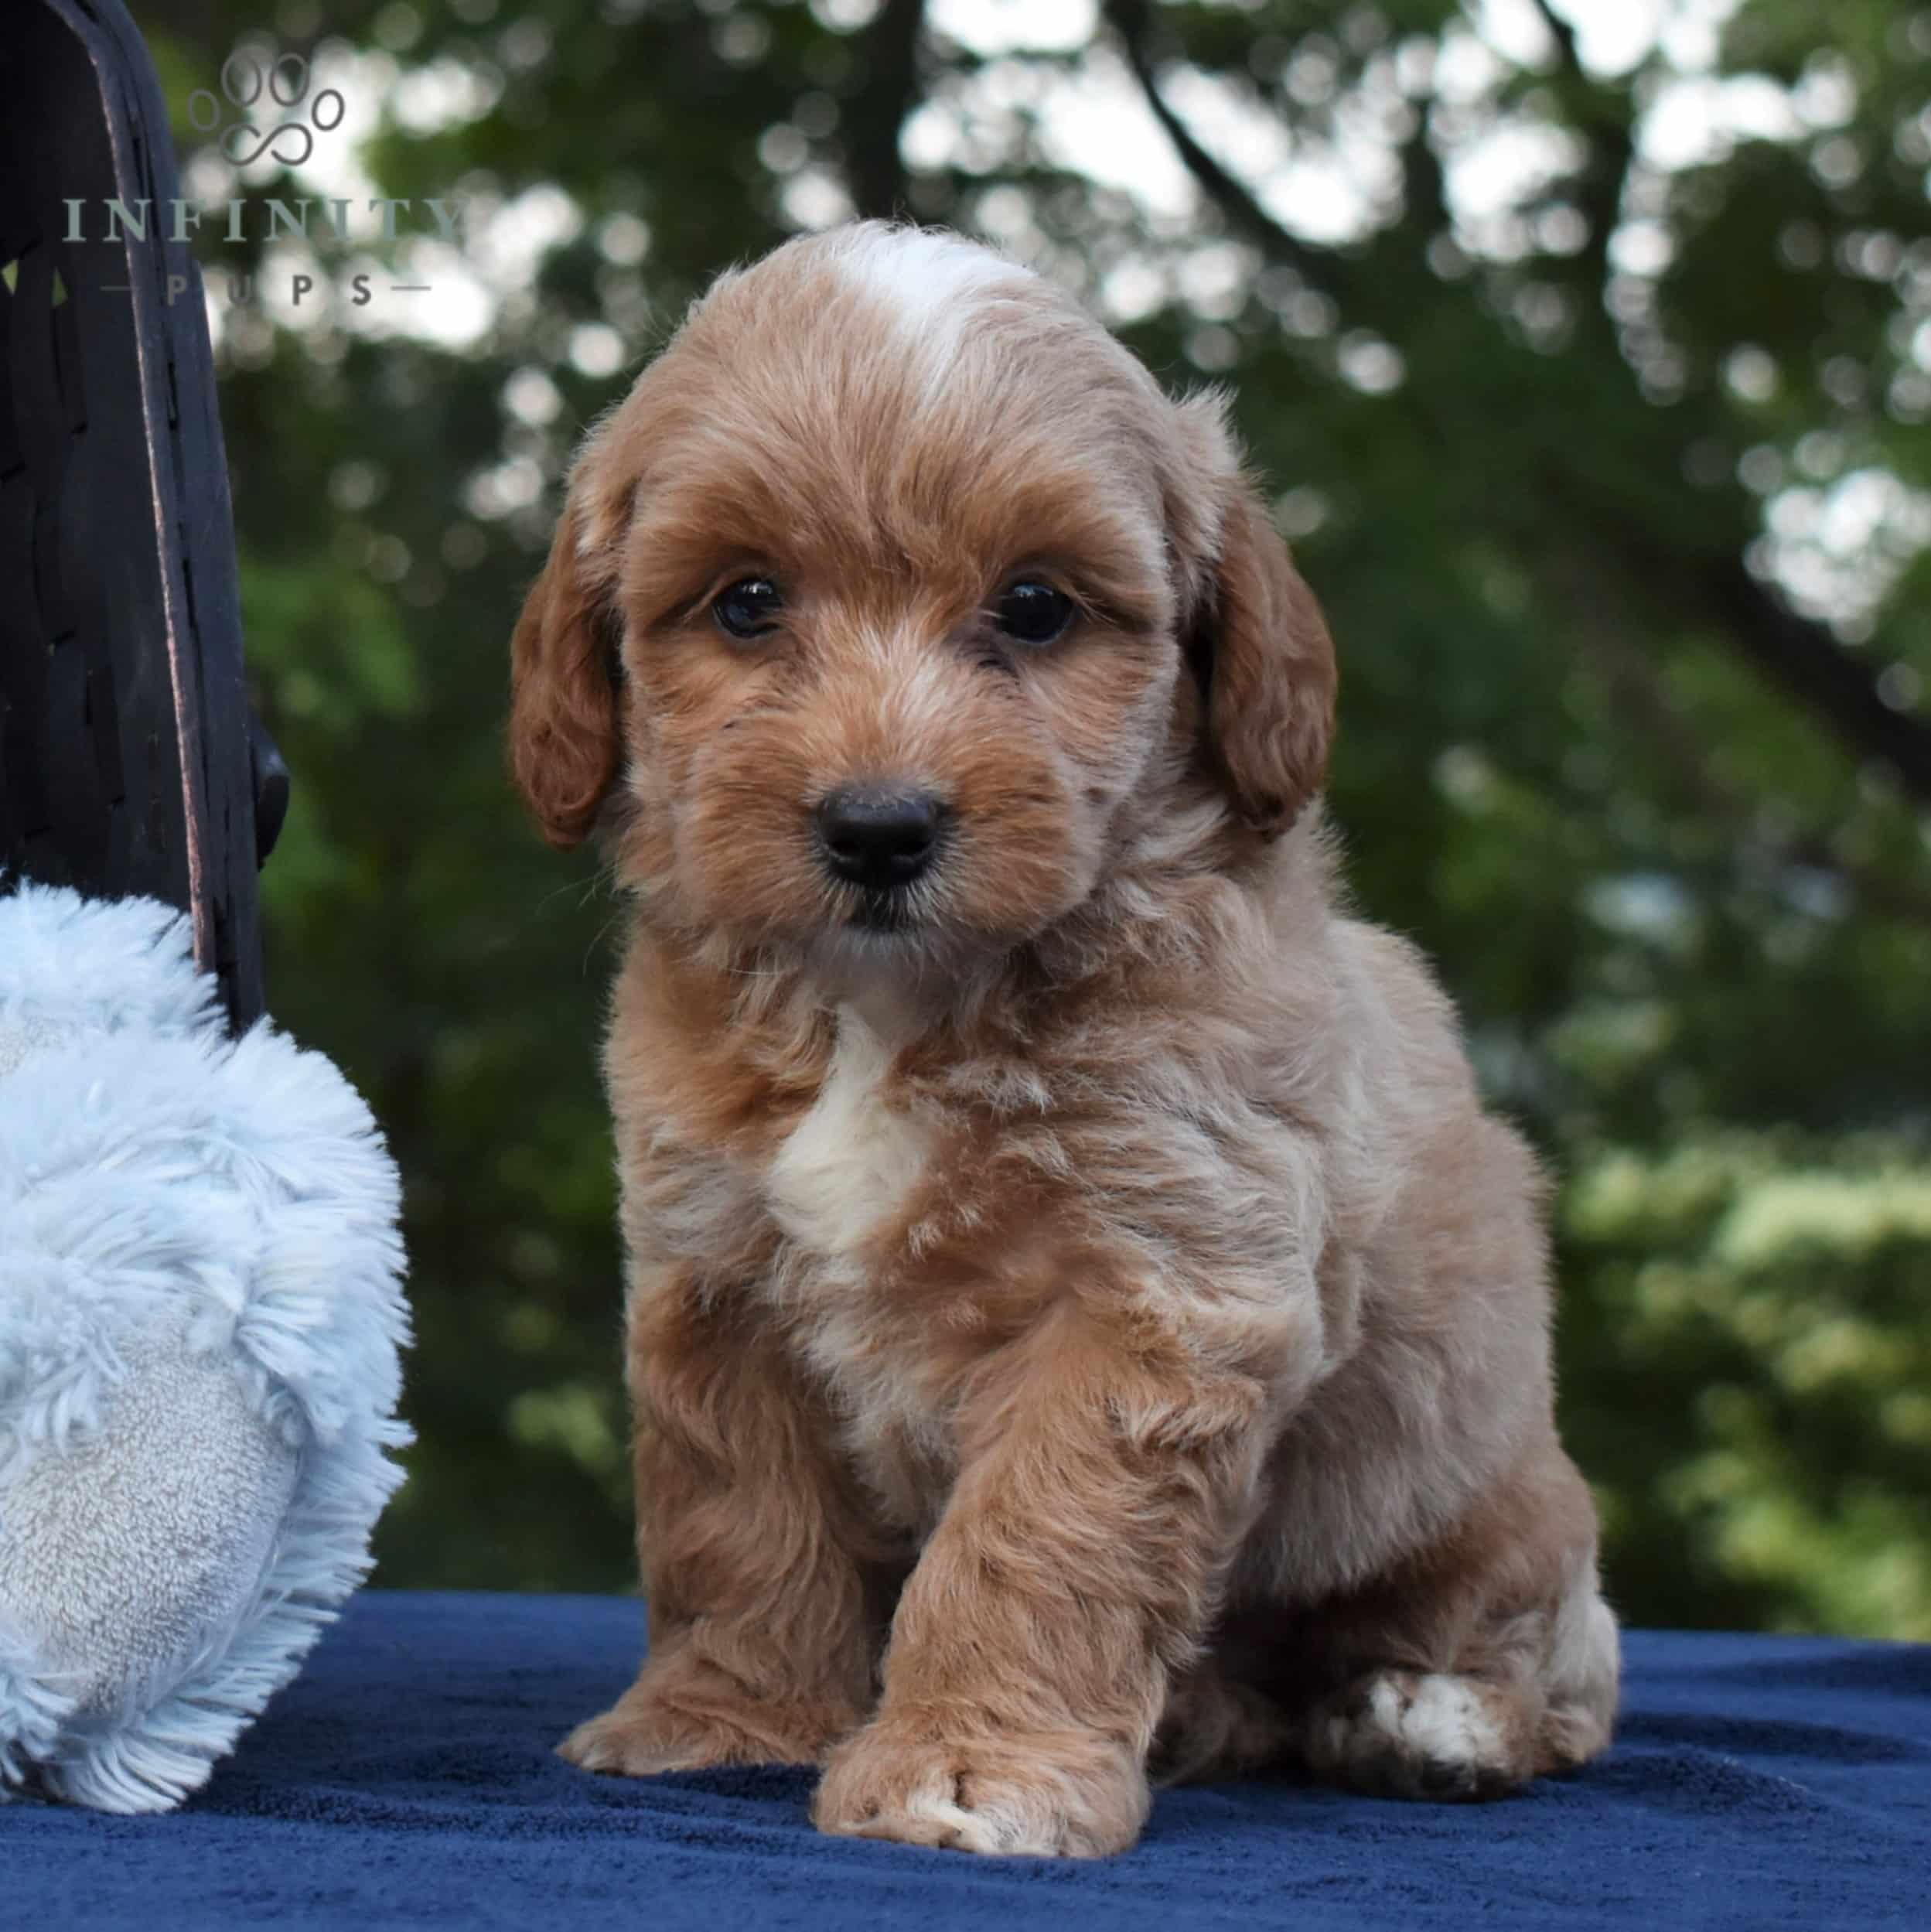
[1299,1563,1618,1801]
[1299,1657,1543,1801]
[1291,1456,1618,1802]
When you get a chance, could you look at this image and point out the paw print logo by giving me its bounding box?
[188,50,346,169]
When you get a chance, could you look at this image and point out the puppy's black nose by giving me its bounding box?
[814,785,943,891]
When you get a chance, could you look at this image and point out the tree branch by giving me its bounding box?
[845,0,928,221]
[1581,599,1931,930]
[1106,0,1931,807]
[1704,562,1931,806]
[1104,0,1346,290]
[1529,0,1582,70]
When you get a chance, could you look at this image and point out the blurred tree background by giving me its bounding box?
[127,0,1931,1636]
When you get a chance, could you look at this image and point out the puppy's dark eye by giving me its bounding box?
[994,580,1074,647]
[713,577,783,640]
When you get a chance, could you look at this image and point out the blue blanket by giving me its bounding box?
[11,1592,1928,1929]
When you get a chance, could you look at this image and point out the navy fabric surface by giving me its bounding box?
[11,1591,1929,1930]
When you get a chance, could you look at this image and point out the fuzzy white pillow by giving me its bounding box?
[0,884,411,1812]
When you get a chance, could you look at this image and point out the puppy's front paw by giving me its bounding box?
[812,1717,1149,1858]
[560,1667,855,1777]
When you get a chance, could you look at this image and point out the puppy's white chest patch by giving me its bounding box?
[766,1008,931,1259]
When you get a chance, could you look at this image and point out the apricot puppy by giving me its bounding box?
[510,221,1618,1857]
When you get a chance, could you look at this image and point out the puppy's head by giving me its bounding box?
[509,223,1335,962]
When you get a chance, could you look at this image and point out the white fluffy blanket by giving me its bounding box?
[0,884,411,1811]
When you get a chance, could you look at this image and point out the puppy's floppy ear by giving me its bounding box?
[508,440,628,850]
[1172,396,1338,840]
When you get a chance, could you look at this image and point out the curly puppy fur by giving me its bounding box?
[509,221,1619,1858]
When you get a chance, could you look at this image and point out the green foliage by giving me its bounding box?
[1562,1133,1931,1637]
[137,0,1931,1628]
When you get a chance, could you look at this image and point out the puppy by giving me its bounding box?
[509,221,1618,1858]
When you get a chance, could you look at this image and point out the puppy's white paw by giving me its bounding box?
[1303,1670,1530,1801]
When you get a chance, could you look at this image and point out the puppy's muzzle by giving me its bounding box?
[814,784,945,894]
